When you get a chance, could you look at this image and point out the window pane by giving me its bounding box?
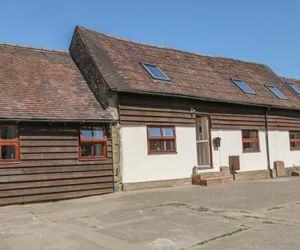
[162,128,174,137]
[163,140,175,151]
[149,140,162,151]
[93,128,104,139]
[81,144,92,157]
[233,80,256,95]
[149,127,161,137]
[243,142,258,151]
[94,143,103,156]
[143,63,169,80]
[1,145,16,160]
[81,129,93,139]
[288,83,300,95]
[266,85,288,100]
[0,125,16,139]
[242,130,258,139]
[290,131,300,139]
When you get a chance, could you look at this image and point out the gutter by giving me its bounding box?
[264,107,273,178]
[0,118,116,124]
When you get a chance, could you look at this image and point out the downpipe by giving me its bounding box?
[264,107,273,178]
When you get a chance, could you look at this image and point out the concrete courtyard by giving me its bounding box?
[0,177,300,250]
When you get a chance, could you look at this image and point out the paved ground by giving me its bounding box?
[0,177,300,250]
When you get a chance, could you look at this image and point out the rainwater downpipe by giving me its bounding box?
[264,106,273,178]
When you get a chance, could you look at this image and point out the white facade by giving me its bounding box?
[211,130,268,171]
[120,125,197,183]
[120,125,300,184]
[268,131,300,167]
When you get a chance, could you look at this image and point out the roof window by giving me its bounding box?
[141,62,170,81]
[266,85,288,100]
[287,82,300,95]
[232,79,256,95]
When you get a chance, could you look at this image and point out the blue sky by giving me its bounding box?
[1,0,299,79]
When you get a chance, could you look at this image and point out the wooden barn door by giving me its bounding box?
[196,116,211,167]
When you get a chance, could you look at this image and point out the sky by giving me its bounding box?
[0,0,299,79]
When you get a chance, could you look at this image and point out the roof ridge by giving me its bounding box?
[77,25,268,68]
[0,42,69,54]
[280,76,300,82]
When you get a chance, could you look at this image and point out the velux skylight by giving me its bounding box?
[232,79,256,95]
[141,62,170,81]
[288,82,300,95]
[266,85,288,100]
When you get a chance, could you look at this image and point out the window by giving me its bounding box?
[232,79,256,95]
[288,82,300,95]
[141,62,170,81]
[147,126,176,154]
[242,130,260,152]
[266,85,288,99]
[289,131,300,150]
[0,125,19,162]
[79,126,107,159]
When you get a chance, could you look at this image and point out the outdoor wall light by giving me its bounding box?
[213,137,221,148]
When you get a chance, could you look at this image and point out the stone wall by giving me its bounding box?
[70,29,122,190]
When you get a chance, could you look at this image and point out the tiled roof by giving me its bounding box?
[75,26,300,110]
[0,44,113,121]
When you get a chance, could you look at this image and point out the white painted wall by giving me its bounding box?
[120,125,198,183]
[211,130,268,171]
[268,131,300,167]
[120,125,300,183]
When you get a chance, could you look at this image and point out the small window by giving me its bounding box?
[79,126,107,159]
[289,131,300,150]
[147,126,176,154]
[266,85,288,99]
[0,125,19,163]
[288,82,300,95]
[242,130,260,153]
[141,62,170,81]
[232,79,256,95]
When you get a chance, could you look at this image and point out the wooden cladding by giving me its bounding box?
[118,92,300,130]
[119,105,196,125]
[0,122,113,206]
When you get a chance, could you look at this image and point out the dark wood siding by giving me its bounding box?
[119,93,300,130]
[0,122,113,206]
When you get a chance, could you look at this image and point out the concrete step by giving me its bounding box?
[292,171,300,176]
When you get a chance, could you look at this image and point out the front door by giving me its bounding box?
[196,116,211,167]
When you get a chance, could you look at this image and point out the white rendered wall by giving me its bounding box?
[120,126,198,183]
[211,130,268,171]
[268,131,300,167]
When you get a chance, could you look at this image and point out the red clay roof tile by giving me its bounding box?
[76,26,300,110]
[0,44,113,121]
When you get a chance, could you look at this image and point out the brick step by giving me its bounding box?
[292,171,300,176]
[199,176,233,187]
[196,172,226,179]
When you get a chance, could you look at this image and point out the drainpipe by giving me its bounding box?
[264,107,273,178]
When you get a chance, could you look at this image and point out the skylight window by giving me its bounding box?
[266,85,288,100]
[288,82,300,95]
[232,79,256,95]
[141,62,170,81]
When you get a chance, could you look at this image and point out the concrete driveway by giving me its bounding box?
[0,177,300,250]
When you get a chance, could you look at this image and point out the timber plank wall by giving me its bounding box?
[119,93,300,130]
[0,122,114,206]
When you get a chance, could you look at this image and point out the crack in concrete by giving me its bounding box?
[187,226,250,249]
